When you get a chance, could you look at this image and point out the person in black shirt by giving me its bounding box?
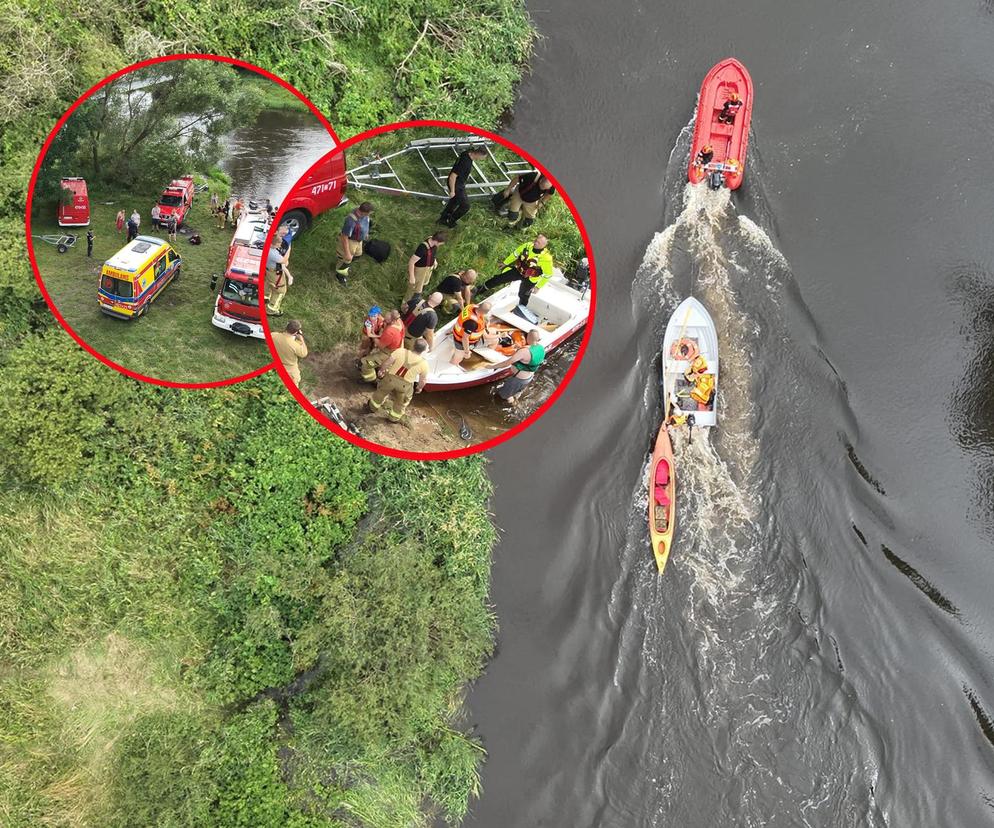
[438,146,487,227]
[433,268,478,312]
[406,230,446,301]
[695,145,714,168]
[86,229,94,257]
[403,292,443,350]
[717,92,743,124]
[499,170,556,228]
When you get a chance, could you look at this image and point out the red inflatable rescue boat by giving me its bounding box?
[688,58,753,190]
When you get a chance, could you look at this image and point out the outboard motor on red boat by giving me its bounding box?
[707,168,725,190]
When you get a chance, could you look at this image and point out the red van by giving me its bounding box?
[211,208,269,339]
[153,176,195,228]
[280,151,347,235]
[58,178,90,227]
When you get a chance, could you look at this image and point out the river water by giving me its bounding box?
[219,108,336,206]
[467,1,994,826]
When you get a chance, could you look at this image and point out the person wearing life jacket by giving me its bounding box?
[406,231,447,302]
[433,268,477,313]
[439,146,488,227]
[369,338,430,422]
[496,170,557,228]
[695,145,715,168]
[493,329,546,404]
[360,309,405,381]
[404,292,443,350]
[358,305,385,359]
[335,201,374,285]
[483,235,555,305]
[667,393,688,427]
[450,301,497,366]
[684,353,708,382]
[690,373,716,408]
[717,92,743,124]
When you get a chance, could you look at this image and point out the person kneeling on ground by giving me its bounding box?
[272,320,308,387]
[358,305,384,359]
[493,329,545,404]
[450,301,497,366]
[433,269,477,313]
[403,292,443,350]
[368,338,430,422]
[495,170,556,228]
[359,309,404,381]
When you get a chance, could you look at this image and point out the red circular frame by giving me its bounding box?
[25,53,340,389]
[260,119,598,461]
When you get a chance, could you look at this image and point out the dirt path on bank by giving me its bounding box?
[301,345,471,453]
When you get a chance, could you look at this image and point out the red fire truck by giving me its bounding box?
[58,177,90,226]
[279,150,347,235]
[152,175,195,228]
[211,207,270,339]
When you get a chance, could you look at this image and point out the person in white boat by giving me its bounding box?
[450,301,497,366]
[402,292,443,350]
[493,329,545,404]
[432,269,478,313]
[483,235,555,306]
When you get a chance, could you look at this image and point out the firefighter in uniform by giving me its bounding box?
[265,247,292,315]
[406,231,446,302]
[272,320,308,387]
[717,92,743,124]
[497,170,556,228]
[368,338,430,422]
[484,235,555,305]
[335,201,374,285]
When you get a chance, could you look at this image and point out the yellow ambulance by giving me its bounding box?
[97,236,181,319]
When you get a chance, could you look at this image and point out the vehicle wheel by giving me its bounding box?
[281,209,309,236]
[173,265,181,281]
[57,244,68,253]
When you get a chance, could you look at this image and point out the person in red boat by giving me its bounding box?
[718,92,743,124]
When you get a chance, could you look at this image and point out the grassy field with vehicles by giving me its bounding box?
[0,0,536,823]
[31,176,270,383]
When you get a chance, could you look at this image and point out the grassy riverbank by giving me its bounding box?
[282,129,585,367]
[0,0,537,823]
[30,176,269,384]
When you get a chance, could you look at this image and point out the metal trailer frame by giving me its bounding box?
[32,233,78,253]
[345,137,535,202]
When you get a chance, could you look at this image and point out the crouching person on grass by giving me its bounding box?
[368,338,430,423]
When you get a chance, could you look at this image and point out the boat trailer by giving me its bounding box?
[32,233,78,253]
[346,137,535,202]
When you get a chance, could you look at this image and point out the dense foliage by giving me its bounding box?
[0,0,533,823]
[0,335,497,826]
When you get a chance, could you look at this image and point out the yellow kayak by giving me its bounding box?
[648,423,675,573]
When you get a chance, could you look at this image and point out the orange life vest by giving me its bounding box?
[690,373,715,405]
[453,304,485,343]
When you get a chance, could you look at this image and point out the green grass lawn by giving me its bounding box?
[31,178,269,384]
[281,131,585,370]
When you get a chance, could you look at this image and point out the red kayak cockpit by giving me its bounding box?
[688,58,753,190]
